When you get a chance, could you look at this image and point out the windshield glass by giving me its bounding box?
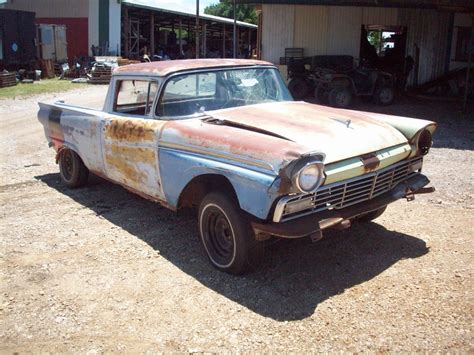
[156,67,292,118]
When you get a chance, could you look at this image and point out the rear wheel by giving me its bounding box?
[374,85,395,105]
[198,191,263,275]
[288,78,310,100]
[357,206,387,222]
[328,87,353,108]
[59,148,89,188]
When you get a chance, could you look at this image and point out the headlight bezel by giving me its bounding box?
[290,155,326,193]
[416,128,433,156]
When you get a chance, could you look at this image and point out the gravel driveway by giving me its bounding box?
[0,86,472,352]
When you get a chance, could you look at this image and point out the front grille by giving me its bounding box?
[274,157,423,222]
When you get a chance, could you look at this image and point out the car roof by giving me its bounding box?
[113,58,274,77]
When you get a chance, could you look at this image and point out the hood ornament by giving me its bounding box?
[346,119,351,128]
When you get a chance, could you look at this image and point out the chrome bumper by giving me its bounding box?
[252,173,433,239]
[273,157,424,223]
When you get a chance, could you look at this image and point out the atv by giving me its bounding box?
[313,65,395,108]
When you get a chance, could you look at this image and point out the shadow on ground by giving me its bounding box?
[306,96,474,151]
[36,173,429,321]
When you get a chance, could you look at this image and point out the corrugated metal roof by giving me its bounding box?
[123,0,258,28]
[233,0,474,11]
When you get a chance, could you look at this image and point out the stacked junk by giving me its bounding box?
[0,8,139,88]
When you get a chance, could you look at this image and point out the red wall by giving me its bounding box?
[36,17,88,61]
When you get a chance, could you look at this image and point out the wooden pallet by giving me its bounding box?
[0,72,17,88]
[88,65,113,84]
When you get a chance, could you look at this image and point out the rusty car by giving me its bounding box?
[38,59,436,274]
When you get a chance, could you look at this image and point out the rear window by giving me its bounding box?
[114,80,158,116]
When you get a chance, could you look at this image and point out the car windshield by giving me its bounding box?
[156,67,293,118]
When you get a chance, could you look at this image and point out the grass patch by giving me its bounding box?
[0,78,80,99]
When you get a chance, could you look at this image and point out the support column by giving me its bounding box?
[233,0,237,58]
[222,24,226,58]
[196,0,200,58]
[203,23,207,58]
[179,19,183,55]
[248,27,251,58]
[124,7,129,57]
[150,12,155,57]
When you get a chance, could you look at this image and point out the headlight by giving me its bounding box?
[292,162,325,193]
[417,129,432,155]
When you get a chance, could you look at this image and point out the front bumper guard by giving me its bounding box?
[251,174,433,239]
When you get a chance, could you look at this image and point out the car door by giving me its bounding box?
[102,78,167,201]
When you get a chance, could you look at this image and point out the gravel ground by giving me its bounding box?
[0,86,473,352]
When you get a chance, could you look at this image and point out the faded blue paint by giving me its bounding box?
[158,147,280,220]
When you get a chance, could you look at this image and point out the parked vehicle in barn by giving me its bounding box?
[286,55,395,108]
[38,59,436,275]
[313,65,396,108]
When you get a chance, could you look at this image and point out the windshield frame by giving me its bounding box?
[155,65,292,120]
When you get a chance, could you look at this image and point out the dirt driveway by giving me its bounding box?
[0,86,473,352]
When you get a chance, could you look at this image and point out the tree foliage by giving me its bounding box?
[204,1,257,25]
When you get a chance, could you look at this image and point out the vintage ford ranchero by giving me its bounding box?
[38,59,436,274]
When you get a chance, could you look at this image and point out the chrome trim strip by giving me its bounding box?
[273,157,423,223]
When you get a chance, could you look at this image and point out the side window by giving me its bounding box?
[114,80,158,116]
[157,73,217,116]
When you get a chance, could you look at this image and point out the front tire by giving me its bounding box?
[198,192,263,275]
[59,148,89,188]
[288,77,310,100]
[328,87,353,108]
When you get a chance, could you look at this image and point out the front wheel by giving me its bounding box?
[198,192,263,275]
[328,87,353,108]
[288,77,310,100]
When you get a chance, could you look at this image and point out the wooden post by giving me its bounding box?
[179,19,183,55]
[248,27,251,58]
[463,15,474,114]
[233,0,237,58]
[203,23,207,58]
[222,24,226,58]
[124,7,129,58]
[196,0,200,58]
[150,12,155,57]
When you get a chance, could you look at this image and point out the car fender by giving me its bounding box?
[158,146,280,220]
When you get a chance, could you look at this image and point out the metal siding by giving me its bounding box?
[398,8,451,84]
[292,5,399,58]
[2,0,88,18]
[88,0,99,55]
[362,7,398,25]
[327,6,363,57]
[109,0,121,56]
[293,5,329,56]
[261,4,295,64]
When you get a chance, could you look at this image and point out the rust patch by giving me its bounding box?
[107,145,157,165]
[105,119,160,142]
[360,153,380,172]
[105,154,149,185]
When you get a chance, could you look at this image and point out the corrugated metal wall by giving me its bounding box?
[398,9,451,85]
[263,5,401,62]
[262,4,295,64]
[293,6,328,56]
[262,4,450,84]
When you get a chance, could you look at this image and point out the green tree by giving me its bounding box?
[367,30,382,52]
[204,0,257,25]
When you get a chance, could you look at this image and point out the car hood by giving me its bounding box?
[206,101,408,164]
